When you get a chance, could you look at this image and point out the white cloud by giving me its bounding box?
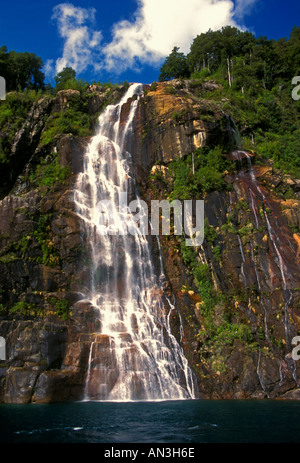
[47,0,259,78]
[234,0,259,19]
[50,2,102,75]
[102,0,237,72]
[44,59,55,79]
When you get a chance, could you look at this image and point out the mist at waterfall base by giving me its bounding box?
[1,400,300,443]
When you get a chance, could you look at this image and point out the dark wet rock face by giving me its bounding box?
[0,81,300,402]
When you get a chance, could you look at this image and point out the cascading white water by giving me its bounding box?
[242,152,290,292]
[74,83,197,401]
[236,150,296,351]
[226,117,298,362]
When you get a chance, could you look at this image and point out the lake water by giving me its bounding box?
[1,399,300,444]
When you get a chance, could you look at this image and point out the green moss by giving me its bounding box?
[172,109,189,123]
[48,296,71,320]
[10,301,45,317]
[15,236,31,258]
[178,237,217,315]
[0,91,49,176]
[165,85,177,95]
[30,155,71,188]
[204,220,218,245]
[239,221,255,245]
[0,252,18,263]
[4,213,60,268]
[168,146,232,200]
[40,109,91,145]
[212,244,222,261]
[33,214,60,267]
[0,303,7,315]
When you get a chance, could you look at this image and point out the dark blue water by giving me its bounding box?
[1,400,300,444]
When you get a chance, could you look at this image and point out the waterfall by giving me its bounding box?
[243,152,291,293]
[228,122,293,297]
[236,150,295,351]
[73,83,197,401]
[227,122,299,389]
[224,113,241,150]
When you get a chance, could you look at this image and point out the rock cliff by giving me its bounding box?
[0,81,299,402]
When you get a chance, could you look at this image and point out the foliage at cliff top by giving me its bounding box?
[158,26,300,178]
[159,25,300,88]
[0,25,299,179]
[0,45,45,92]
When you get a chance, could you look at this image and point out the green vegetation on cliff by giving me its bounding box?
[159,25,300,178]
[168,146,232,199]
[0,30,299,400]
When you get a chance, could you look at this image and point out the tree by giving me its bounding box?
[188,29,220,73]
[159,47,190,81]
[0,46,8,76]
[0,46,45,91]
[54,67,77,91]
[286,26,300,77]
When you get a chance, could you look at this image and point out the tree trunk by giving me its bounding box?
[227,56,232,87]
[192,152,195,175]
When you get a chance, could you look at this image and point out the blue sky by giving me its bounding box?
[0,0,299,85]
